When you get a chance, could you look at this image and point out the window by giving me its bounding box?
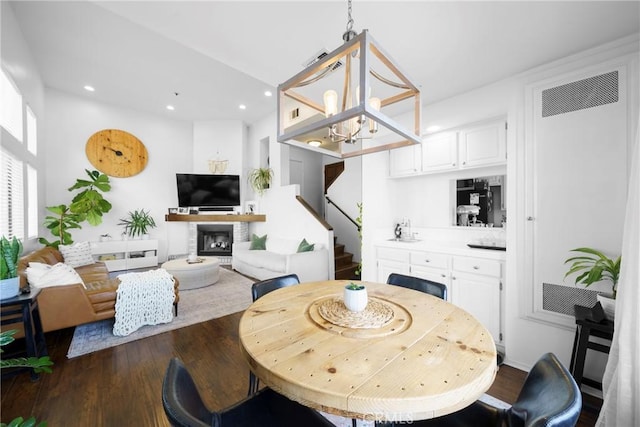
[0,68,23,142]
[1,149,25,240]
[26,105,37,155]
[27,164,38,239]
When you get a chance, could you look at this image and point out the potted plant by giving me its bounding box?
[118,209,157,239]
[564,247,621,319]
[39,170,112,248]
[1,236,23,300]
[248,168,273,196]
[1,329,53,426]
[344,282,367,312]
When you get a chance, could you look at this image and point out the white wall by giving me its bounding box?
[1,1,46,252]
[192,120,245,176]
[43,89,193,261]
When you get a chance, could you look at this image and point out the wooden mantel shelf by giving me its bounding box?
[165,214,266,222]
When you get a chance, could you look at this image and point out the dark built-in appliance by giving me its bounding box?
[176,174,240,210]
[456,180,492,225]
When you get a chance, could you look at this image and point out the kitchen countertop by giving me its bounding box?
[375,238,507,261]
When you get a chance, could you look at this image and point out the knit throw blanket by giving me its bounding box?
[113,269,175,337]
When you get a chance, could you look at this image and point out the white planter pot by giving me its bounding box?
[0,277,20,300]
[344,285,368,312]
[597,294,616,320]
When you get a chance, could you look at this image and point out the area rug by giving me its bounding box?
[67,268,253,358]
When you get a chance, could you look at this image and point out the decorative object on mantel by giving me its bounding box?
[343,282,368,312]
[208,151,228,174]
[564,247,621,319]
[276,0,421,158]
[85,129,148,177]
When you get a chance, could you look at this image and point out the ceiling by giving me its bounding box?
[8,1,640,124]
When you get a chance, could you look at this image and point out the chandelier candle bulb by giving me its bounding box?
[324,90,338,117]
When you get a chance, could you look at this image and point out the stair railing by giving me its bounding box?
[325,196,361,231]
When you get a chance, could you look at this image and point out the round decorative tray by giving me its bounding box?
[317,297,394,329]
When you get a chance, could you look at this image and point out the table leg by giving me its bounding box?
[21,303,39,381]
[569,324,590,388]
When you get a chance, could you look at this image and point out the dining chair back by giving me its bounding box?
[397,352,581,427]
[386,273,447,300]
[248,273,301,395]
[162,357,335,427]
[251,273,301,302]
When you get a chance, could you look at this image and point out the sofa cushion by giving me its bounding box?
[59,241,95,268]
[236,250,287,273]
[26,262,85,289]
[249,234,267,250]
[297,238,315,253]
[267,237,299,255]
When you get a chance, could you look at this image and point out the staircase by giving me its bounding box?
[334,237,360,280]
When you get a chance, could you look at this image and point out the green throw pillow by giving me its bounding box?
[249,234,267,250]
[297,238,315,253]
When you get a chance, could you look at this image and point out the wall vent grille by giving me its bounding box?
[542,71,618,118]
[542,283,598,315]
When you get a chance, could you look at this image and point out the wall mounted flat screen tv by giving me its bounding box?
[176,174,240,207]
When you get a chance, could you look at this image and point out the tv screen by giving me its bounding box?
[176,174,240,207]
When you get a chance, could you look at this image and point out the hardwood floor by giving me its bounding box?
[2,311,601,426]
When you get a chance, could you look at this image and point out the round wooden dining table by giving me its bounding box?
[239,280,497,423]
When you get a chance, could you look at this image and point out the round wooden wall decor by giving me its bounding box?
[85,129,148,177]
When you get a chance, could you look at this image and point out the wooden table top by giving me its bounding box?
[239,280,497,422]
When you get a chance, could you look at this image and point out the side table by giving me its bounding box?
[1,287,49,380]
[570,303,614,391]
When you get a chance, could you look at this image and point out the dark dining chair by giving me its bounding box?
[162,357,334,427]
[376,352,581,427]
[248,273,301,395]
[386,273,447,300]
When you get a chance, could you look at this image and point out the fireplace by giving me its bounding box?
[197,224,234,257]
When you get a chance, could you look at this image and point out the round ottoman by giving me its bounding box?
[161,256,220,290]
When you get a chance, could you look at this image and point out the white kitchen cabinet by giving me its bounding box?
[389,118,506,178]
[458,119,507,169]
[421,131,458,172]
[389,144,421,177]
[451,255,502,342]
[90,239,159,272]
[376,245,503,345]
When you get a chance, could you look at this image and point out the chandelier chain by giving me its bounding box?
[346,0,354,32]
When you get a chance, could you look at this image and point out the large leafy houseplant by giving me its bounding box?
[564,247,621,298]
[1,236,22,280]
[39,170,112,248]
[1,330,53,427]
[118,209,156,238]
[248,168,273,196]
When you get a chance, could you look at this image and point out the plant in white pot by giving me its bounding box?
[248,167,273,196]
[118,209,157,239]
[343,283,368,312]
[564,247,621,319]
[1,236,23,300]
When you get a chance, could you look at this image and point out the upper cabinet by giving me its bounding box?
[389,117,507,177]
[458,120,507,168]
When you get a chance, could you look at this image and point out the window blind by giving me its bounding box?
[1,149,25,240]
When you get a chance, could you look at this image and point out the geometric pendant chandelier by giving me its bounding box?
[277,0,421,158]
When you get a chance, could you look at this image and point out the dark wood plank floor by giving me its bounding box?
[2,311,602,426]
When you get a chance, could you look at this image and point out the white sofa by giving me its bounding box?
[232,237,329,283]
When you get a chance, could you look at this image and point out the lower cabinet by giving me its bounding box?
[376,246,503,344]
[90,239,159,272]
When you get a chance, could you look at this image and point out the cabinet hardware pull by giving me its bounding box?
[527,216,534,221]
[473,266,480,270]
[441,274,446,278]
[425,259,430,263]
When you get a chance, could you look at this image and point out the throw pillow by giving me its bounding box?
[59,241,95,268]
[249,234,267,250]
[26,262,85,289]
[297,238,315,253]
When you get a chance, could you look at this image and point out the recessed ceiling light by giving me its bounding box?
[239,104,247,110]
[308,140,322,147]
[264,90,273,97]
[166,105,175,111]
[426,125,441,133]
[84,85,95,92]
